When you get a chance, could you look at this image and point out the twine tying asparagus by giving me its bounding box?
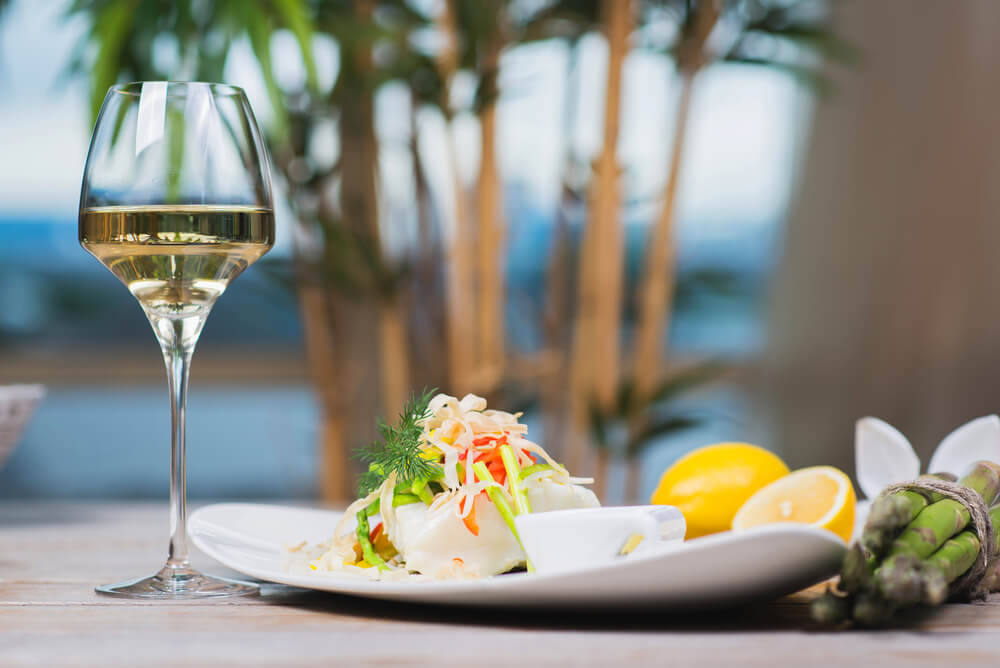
[878,478,997,600]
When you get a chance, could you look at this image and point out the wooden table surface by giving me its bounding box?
[2,502,1000,667]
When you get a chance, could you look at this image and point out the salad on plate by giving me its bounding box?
[295,391,599,580]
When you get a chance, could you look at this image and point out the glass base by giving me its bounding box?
[96,564,259,599]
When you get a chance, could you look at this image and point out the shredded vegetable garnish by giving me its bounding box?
[295,392,600,581]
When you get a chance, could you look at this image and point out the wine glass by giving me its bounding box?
[79,82,274,598]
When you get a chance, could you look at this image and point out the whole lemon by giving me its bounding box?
[651,443,789,539]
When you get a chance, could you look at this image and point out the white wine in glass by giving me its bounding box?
[79,82,275,598]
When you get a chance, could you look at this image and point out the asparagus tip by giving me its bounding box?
[839,543,872,593]
[811,587,851,625]
[875,554,924,605]
[853,591,895,627]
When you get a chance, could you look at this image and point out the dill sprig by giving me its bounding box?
[355,388,439,496]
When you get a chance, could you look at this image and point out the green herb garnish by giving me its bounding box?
[355,388,439,496]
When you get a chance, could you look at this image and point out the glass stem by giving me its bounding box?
[165,340,193,569]
[149,312,207,573]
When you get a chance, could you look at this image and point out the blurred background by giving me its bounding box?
[2,0,985,505]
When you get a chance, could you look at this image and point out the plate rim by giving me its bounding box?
[190,502,847,603]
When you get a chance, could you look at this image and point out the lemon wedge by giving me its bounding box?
[731,465,856,543]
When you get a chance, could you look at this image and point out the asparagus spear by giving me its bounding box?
[862,490,932,555]
[984,561,1000,593]
[920,504,1000,605]
[861,473,957,557]
[921,532,981,605]
[817,464,1000,627]
[852,590,895,627]
[838,479,952,593]
[874,553,926,605]
[853,504,1000,622]
[846,476,962,592]
[873,463,1000,600]
[838,543,875,593]
[811,586,851,625]
[882,462,1000,561]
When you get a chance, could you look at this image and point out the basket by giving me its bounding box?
[0,384,45,471]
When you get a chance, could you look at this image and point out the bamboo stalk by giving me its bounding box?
[540,45,581,462]
[318,397,350,501]
[594,448,612,501]
[294,274,349,500]
[276,107,342,500]
[411,88,434,267]
[283,106,354,501]
[378,296,411,419]
[628,1,719,400]
[408,86,449,391]
[629,69,695,398]
[437,0,477,394]
[539,203,572,461]
[475,31,506,394]
[565,0,632,474]
[622,3,718,502]
[343,0,410,420]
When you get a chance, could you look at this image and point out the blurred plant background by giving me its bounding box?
[0,0,851,503]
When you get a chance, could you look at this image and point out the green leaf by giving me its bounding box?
[743,25,860,65]
[245,7,289,141]
[519,0,601,43]
[271,0,318,91]
[165,104,186,204]
[89,0,137,123]
[723,54,834,97]
[588,397,613,451]
[615,379,637,418]
[626,414,703,457]
[647,361,725,406]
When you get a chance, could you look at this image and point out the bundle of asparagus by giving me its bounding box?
[813,461,1000,627]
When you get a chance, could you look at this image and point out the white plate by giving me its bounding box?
[189,503,846,609]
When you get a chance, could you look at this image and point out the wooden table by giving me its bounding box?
[3,502,1000,666]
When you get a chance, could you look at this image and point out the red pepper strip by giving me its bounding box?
[461,446,499,467]
[478,448,503,466]
[459,446,494,462]
[369,521,383,543]
[487,461,506,486]
[467,447,507,485]
[472,433,509,448]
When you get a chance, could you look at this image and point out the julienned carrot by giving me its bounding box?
[461,495,480,536]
